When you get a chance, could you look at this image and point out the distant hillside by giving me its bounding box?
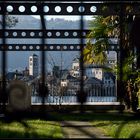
[0,15,117,73]
[8,15,90,29]
[1,16,86,72]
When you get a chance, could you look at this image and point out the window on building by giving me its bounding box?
[34,62,37,66]
[106,76,109,79]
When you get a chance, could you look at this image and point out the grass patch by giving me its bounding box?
[46,111,140,138]
[90,114,140,138]
[92,120,140,138]
[0,111,139,138]
[46,111,134,121]
[0,119,63,139]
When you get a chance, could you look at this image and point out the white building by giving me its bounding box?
[29,54,39,77]
[106,51,117,68]
[103,72,115,86]
[85,64,103,80]
[70,58,80,78]
[70,58,104,80]
[70,55,116,84]
[71,58,80,70]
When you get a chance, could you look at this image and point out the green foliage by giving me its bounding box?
[114,53,135,82]
[135,72,140,85]
[84,14,140,111]
[83,40,94,64]
[5,15,18,28]
[84,15,119,65]
[0,120,63,138]
[92,120,140,138]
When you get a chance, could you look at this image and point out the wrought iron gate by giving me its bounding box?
[0,1,140,112]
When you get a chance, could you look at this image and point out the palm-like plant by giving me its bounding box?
[84,15,140,111]
[84,15,119,65]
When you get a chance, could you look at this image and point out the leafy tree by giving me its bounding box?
[84,14,140,112]
[84,15,119,65]
[5,14,18,28]
[0,12,18,28]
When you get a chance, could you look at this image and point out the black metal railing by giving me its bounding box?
[31,84,117,104]
[0,1,139,112]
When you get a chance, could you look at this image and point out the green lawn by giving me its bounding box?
[46,111,140,139]
[0,119,63,138]
[138,94,140,108]
[0,112,140,139]
[92,120,140,138]
[89,112,140,139]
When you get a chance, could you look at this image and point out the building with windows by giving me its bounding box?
[103,72,116,86]
[85,64,103,80]
[29,54,39,78]
[70,57,80,78]
[6,71,23,81]
[106,51,117,68]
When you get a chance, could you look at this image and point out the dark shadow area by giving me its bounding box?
[0,109,140,138]
[50,111,140,138]
[0,112,62,139]
[3,109,140,121]
[113,117,140,139]
[37,111,139,121]
[56,111,140,139]
[0,117,39,138]
[129,130,140,139]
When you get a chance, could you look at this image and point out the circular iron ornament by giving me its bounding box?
[8,80,31,111]
[67,6,73,13]
[19,6,25,12]
[36,45,40,50]
[44,6,49,13]
[22,45,26,50]
[90,6,97,13]
[78,6,85,13]
[31,6,37,13]
[9,46,12,50]
[21,32,26,37]
[55,6,61,13]
[7,5,13,12]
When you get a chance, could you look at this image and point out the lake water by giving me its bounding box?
[31,95,117,104]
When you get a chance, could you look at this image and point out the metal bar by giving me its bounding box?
[79,0,85,112]
[1,0,140,2]
[0,29,121,39]
[0,44,119,51]
[1,2,7,114]
[0,29,89,38]
[0,2,140,16]
[118,4,125,111]
[40,2,46,105]
[0,1,139,109]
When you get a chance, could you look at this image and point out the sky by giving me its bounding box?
[32,15,93,21]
